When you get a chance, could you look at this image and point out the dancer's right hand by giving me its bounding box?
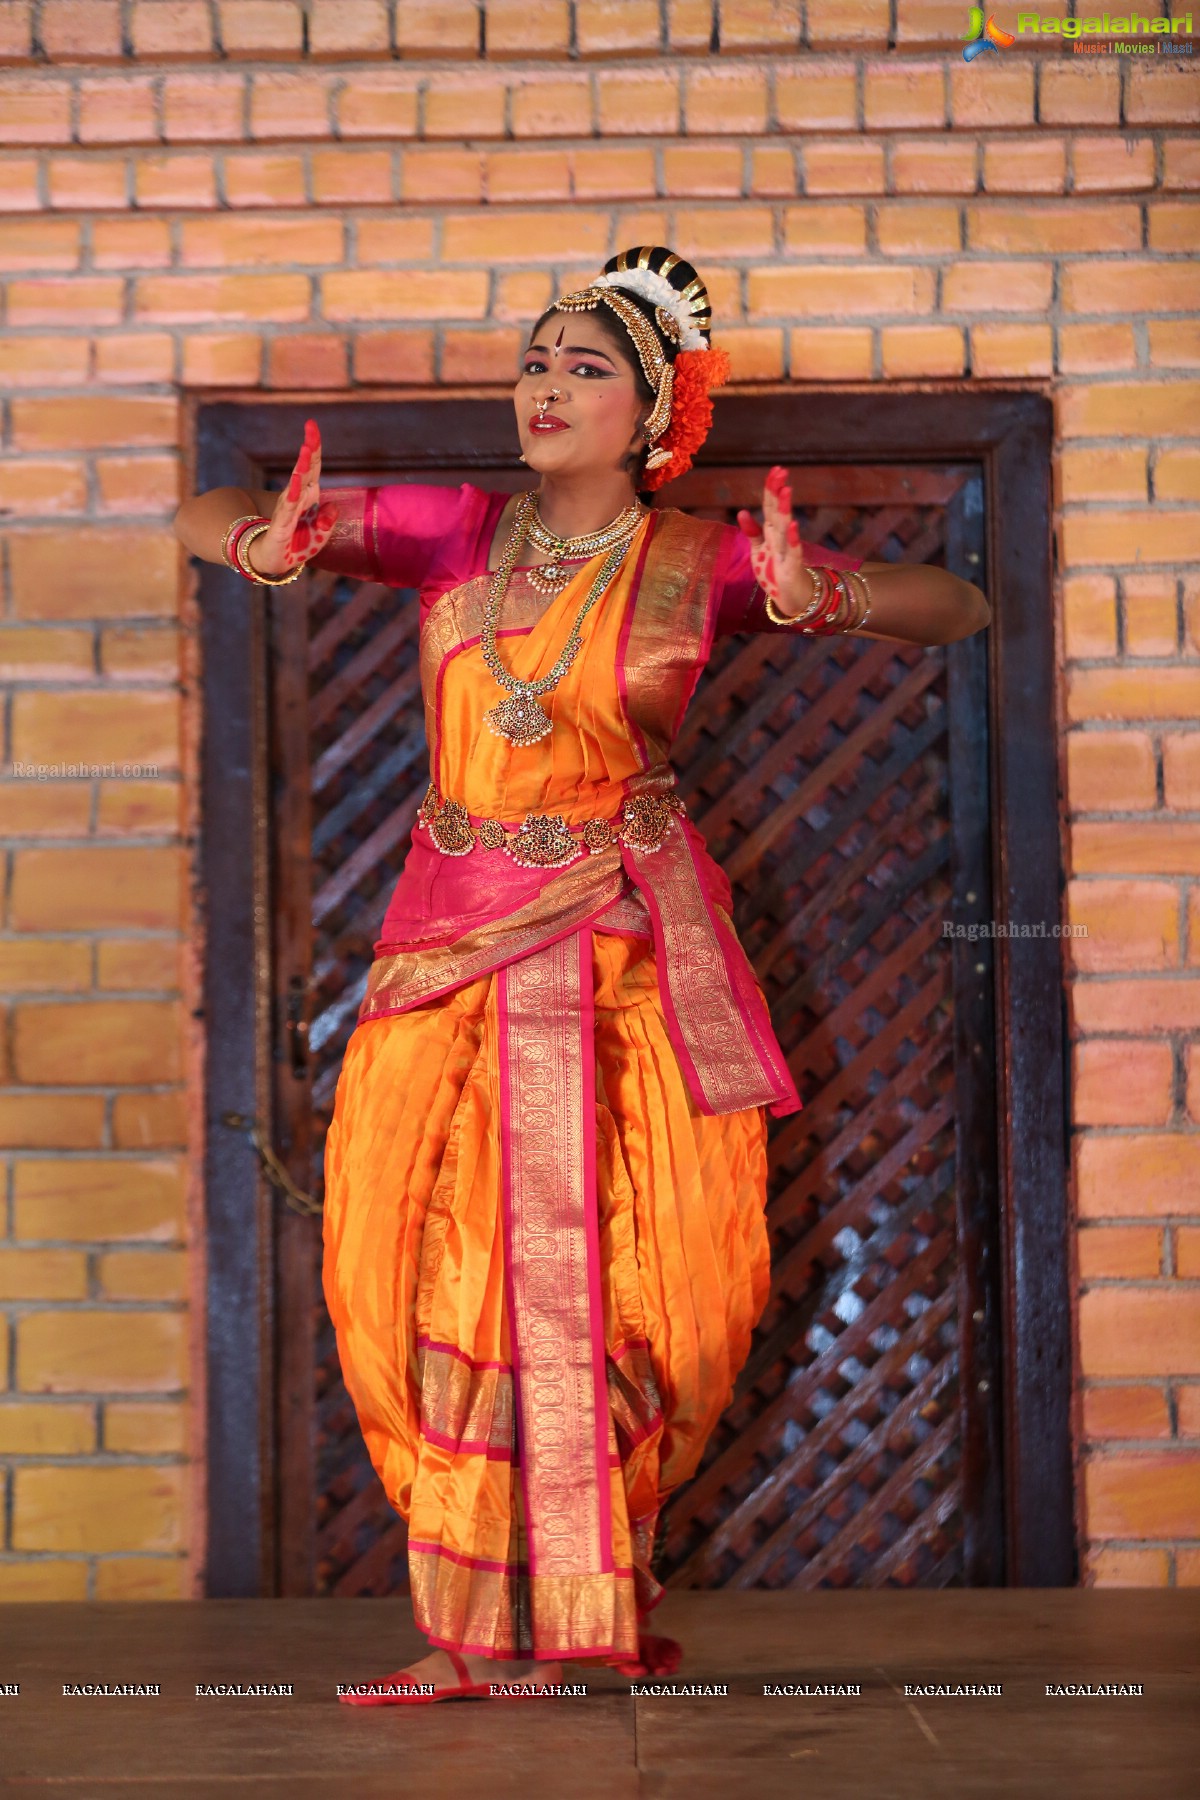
[244,418,339,578]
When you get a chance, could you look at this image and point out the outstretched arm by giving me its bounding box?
[737,466,991,647]
[173,419,338,578]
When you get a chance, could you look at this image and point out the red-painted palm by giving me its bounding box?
[735,463,814,617]
[244,418,340,579]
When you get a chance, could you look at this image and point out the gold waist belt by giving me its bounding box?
[417,783,686,870]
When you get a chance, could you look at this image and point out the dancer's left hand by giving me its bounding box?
[736,465,808,617]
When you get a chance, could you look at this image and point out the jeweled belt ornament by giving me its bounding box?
[417,784,686,869]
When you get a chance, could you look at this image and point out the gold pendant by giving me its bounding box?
[483,692,554,746]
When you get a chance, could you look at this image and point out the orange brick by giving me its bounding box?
[356,216,440,262]
[112,1091,187,1149]
[1073,1034,1169,1136]
[40,0,122,59]
[180,333,263,386]
[1163,136,1200,191]
[307,0,391,57]
[324,268,488,320]
[9,532,177,620]
[1,78,72,143]
[806,0,889,44]
[12,689,178,763]
[1063,260,1200,315]
[1059,447,1147,506]
[790,325,872,380]
[968,201,1140,255]
[0,625,93,682]
[1081,1289,1200,1377]
[1188,574,1200,656]
[130,0,214,57]
[250,71,338,140]
[1061,510,1197,570]
[0,936,92,991]
[134,152,217,209]
[1072,136,1157,195]
[92,218,172,270]
[981,136,1066,195]
[97,938,179,989]
[11,847,183,932]
[1038,58,1121,127]
[352,329,436,383]
[13,1465,184,1552]
[0,156,41,209]
[1189,1048,1200,1125]
[440,327,523,384]
[180,215,343,267]
[1156,448,1200,505]
[1060,381,1200,438]
[1148,320,1200,369]
[1125,61,1200,126]
[749,145,797,197]
[880,324,964,378]
[710,325,783,381]
[423,73,506,140]
[14,1155,184,1239]
[96,779,181,836]
[0,1247,88,1301]
[0,218,79,270]
[753,264,932,319]
[393,0,477,54]
[1068,667,1200,725]
[0,1403,95,1456]
[682,66,766,134]
[802,140,886,194]
[0,780,90,835]
[1077,1135,1200,1221]
[576,0,663,54]
[135,273,311,324]
[1077,1222,1165,1278]
[94,1559,189,1601]
[613,205,670,251]
[493,271,553,325]
[18,1307,185,1392]
[0,457,88,514]
[1123,574,1178,659]
[1181,1222,1200,1273]
[572,146,656,200]
[312,148,395,204]
[0,1093,105,1150]
[1163,734,1200,810]
[1083,1385,1171,1441]
[444,211,608,267]
[971,323,1052,378]
[889,137,978,195]
[941,259,1052,314]
[1149,202,1200,252]
[1066,730,1156,811]
[486,0,570,55]
[482,148,570,203]
[1057,322,1137,376]
[874,202,960,256]
[1073,978,1200,1036]
[77,74,157,142]
[1086,1543,1172,1585]
[218,0,303,56]
[1074,820,1200,877]
[103,1400,186,1453]
[0,0,34,60]
[863,62,945,131]
[95,454,181,515]
[7,276,123,326]
[161,72,245,141]
[782,202,867,257]
[15,1001,177,1088]
[11,394,177,452]
[775,63,858,133]
[223,151,306,207]
[949,62,1034,129]
[0,334,89,387]
[1066,879,1179,972]
[98,1248,186,1301]
[45,154,126,208]
[597,69,681,135]
[716,0,801,50]
[265,333,347,390]
[669,203,773,260]
[397,147,480,204]
[662,143,743,198]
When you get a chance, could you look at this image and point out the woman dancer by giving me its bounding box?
[175,245,989,1704]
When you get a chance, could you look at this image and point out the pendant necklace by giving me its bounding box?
[523,495,645,595]
[480,490,643,747]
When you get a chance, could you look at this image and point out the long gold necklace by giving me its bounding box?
[524,495,645,595]
[481,491,638,747]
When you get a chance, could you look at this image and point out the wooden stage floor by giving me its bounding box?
[0,1590,1195,1798]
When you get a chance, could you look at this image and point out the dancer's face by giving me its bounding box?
[516,310,649,483]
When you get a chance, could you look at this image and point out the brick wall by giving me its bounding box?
[0,2,1197,1598]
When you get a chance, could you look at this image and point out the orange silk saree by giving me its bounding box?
[318,489,860,1663]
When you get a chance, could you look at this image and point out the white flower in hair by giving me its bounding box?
[596,266,706,352]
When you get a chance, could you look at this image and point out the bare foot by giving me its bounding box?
[398,1649,549,1693]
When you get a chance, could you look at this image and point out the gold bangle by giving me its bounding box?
[221,513,264,571]
[843,569,872,633]
[236,520,307,586]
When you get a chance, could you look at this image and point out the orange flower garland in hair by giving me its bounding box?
[641,343,732,492]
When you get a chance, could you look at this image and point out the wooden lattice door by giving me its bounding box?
[263,460,1004,1597]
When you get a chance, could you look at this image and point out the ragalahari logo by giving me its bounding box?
[963,7,1018,55]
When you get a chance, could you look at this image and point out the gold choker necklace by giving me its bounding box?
[523,495,646,595]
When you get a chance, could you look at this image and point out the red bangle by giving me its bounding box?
[224,514,269,581]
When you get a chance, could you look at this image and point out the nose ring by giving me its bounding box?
[536,389,562,417]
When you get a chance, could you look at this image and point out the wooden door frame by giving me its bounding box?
[193,387,1070,1596]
